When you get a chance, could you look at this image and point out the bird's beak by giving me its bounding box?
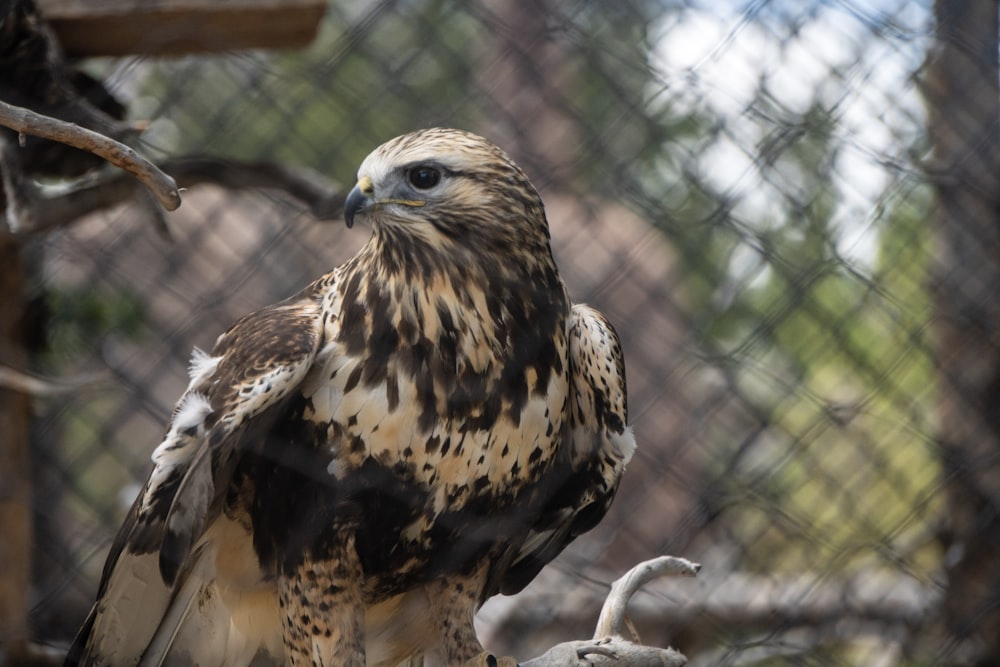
[344,175,374,229]
[344,174,428,228]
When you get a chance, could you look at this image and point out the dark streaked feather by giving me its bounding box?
[497,304,635,596]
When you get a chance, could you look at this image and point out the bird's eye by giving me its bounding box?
[407,166,441,190]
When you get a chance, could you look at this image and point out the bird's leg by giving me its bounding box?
[278,532,365,667]
[426,575,518,667]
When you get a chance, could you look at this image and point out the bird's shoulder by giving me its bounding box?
[208,273,336,399]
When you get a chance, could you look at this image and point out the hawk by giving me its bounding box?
[66,128,635,667]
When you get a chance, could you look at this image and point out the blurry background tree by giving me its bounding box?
[3,0,998,665]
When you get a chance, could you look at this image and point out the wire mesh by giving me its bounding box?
[8,0,979,664]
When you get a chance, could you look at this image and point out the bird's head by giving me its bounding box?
[344,128,552,259]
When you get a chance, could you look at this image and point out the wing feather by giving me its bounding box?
[139,543,214,667]
[498,303,634,595]
[157,292,325,583]
[67,280,330,666]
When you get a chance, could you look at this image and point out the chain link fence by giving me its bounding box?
[6,0,996,664]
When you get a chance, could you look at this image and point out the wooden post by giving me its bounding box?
[0,233,32,664]
[924,0,1000,661]
[37,0,327,57]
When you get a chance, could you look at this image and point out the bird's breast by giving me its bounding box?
[254,279,573,590]
[300,342,570,502]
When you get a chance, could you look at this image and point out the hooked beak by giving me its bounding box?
[344,175,374,229]
[343,174,428,228]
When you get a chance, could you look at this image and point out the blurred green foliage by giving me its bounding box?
[42,285,147,370]
[683,103,938,574]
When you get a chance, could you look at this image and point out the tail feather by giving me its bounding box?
[66,550,173,666]
[140,544,214,667]
[67,520,278,667]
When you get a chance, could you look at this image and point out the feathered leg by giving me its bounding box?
[426,575,517,667]
[278,532,365,667]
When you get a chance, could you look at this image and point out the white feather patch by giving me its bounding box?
[172,392,213,433]
[617,426,637,469]
[187,347,221,388]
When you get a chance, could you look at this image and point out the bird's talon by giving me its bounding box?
[576,642,618,659]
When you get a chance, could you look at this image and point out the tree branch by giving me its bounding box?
[489,563,934,658]
[164,157,344,219]
[520,638,688,667]
[593,556,700,640]
[22,157,344,236]
[519,556,700,667]
[0,99,180,211]
[0,365,111,397]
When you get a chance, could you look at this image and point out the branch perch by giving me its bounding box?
[0,99,180,211]
[21,157,344,236]
[519,556,700,667]
[593,556,701,640]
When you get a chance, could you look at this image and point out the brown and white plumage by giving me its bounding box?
[66,128,635,667]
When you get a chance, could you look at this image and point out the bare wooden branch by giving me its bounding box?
[521,638,687,667]
[23,157,344,236]
[487,563,934,658]
[0,366,111,398]
[518,556,700,667]
[0,99,180,211]
[164,157,344,219]
[593,556,701,640]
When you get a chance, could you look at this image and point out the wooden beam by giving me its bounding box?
[37,0,327,57]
